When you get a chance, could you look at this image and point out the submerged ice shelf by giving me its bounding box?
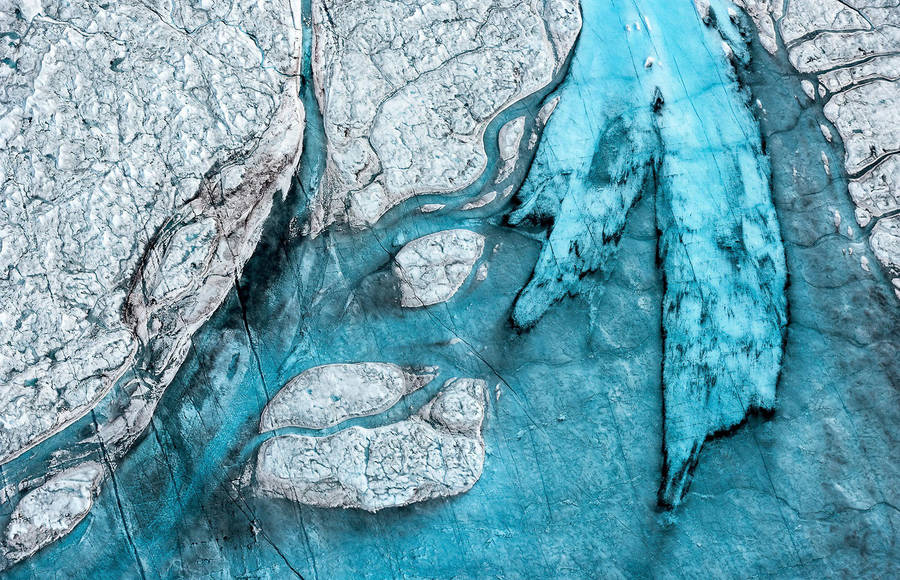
[0,0,898,576]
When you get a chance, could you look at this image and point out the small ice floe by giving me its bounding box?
[801,79,816,100]
[260,362,437,431]
[393,229,485,307]
[462,191,497,211]
[255,378,487,512]
[821,151,831,176]
[3,462,104,564]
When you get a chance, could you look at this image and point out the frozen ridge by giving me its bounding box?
[304,0,581,235]
[733,0,900,297]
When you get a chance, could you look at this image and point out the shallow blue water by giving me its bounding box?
[3,0,898,578]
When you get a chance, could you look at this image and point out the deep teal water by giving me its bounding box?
[2,0,898,578]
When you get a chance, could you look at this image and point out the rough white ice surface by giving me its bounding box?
[2,462,103,563]
[393,229,485,307]
[495,116,527,183]
[871,217,900,278]
[304,0,581,235]
[260,363,437,431]
[255,378,487,512]
[0,0,305,465]
[734,0,900,296]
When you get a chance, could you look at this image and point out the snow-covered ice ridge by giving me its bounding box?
[304,0,581,235]
[732,0,900,297]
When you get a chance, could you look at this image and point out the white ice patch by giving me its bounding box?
[260,363,437,431]
[393,229,485,307]
[3,463,104,563]
[255,378,487,512]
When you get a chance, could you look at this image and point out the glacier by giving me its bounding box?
[508,0,787,507]
[0,0,897,577]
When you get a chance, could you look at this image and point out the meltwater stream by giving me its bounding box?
[6,0,898,577]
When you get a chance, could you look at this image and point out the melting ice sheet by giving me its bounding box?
[2,0,899,578]
[509,0,786,506]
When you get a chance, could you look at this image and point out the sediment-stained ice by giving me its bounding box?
[254,378,487,512]
[0,0,305,466]
[393,229,485,307]
[304,0,581,235]
[260,363,437,431]
[2,462,103,565]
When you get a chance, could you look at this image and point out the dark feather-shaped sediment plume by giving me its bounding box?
[508,109,661,330]
[653,84,787,508]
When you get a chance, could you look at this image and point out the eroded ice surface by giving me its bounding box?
[0,0,897,575]
[259,363,437,431]
[254,378,486,512]
[394,229,486,307]
[0,0,305,466]
[304,0,581,234]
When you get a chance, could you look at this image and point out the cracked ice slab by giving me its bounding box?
[260,363,437,431]
[735,0,900,293]
[850,156,900,225]
[870,216,900,295]
[393,229,485,307]
[255,378,487,512]
[0,0,304,464]
[304,0,581,235]
[2,462,103,564]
